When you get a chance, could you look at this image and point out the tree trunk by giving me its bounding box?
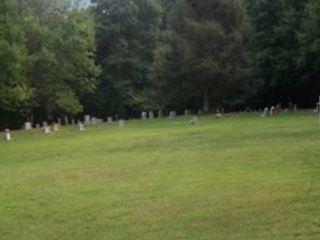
[203,90,210,112]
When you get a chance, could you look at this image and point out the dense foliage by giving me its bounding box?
[1,0,320,128]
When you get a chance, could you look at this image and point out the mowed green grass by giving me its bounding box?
[0,112,319,240]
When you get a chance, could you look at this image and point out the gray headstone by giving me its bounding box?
[36,123,41,129]
[53,123,59,132]
[3,129,11,141]
[149,111,154,119]
[84,115,90,125]
[107,117,113,124]
[24,122,32,130]
[43,126,51,134]
[141,112,147,120]
[118,119,124,127]
[78,122,85,131]
[57,118,62,125]
[158,110,164,118]
[42,121,48,128]
[169,111,176,119]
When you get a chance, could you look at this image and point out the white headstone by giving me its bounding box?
[24,122,32,130]
[190,116,198,125]
[78,122,85,131]
[84,115,90,125]
[57,118,62,125]
[3,129,11,141]
[118,119,124,127]
[42,121,48,128]
[261,107,269,118]
[43,126,51,134]
[149,111,154,119]
[141,112,147,120]
[53,123,59,132]
[107,117,113,124]
[169,111,176,119]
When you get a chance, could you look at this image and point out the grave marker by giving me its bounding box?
[118,119,124,127]
[149,111,154,119]
[84,115,90,125]
[24,122,32,131]
[141,112,147,120]
[78,122,85,131]
[3,129,11,141]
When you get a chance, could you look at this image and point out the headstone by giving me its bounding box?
[158,110,164,118]
[149,111,154,119]
[293,104,298,113]
[36,123,40,129]
[118,119,124,127]
[78,122,85,131]
[169,111,176,119]
[3,129,11,141]
[42,121,48,128]
[107,117,113,124]
[185,109,191,117]
[24,122,32,131]
[190,116,198,125]
[64,116,69,125]
[91,117,98,126]
[261,107,269,118]
[141,112,147,120]
[43,126,51,134]
[270,106,276,116]
[84,115,90,125]
[216,109,223,118]
[53,123,59,132]
[57,118,62,126]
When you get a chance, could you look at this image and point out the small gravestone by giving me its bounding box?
[270,106,276,116]
[118,119,124,127]
[91,117,98,126]
[58,118,62,126]
[43,126,51,134]
[149,111,154,119]
[261,107,269,118]
[293,104,298,112]
[53,123,59,132]
[107,117,113,124]
[3,129,11,141]
[169,111,176,119]
[42,121,48,128]
[158,110,164,118]
[24,122,32,131]
[84,115,90,125]
[78,122,85,131]
[141,112,147,120]
[190,116,198,125]
[36,123,40,129]
[64,116,69,125]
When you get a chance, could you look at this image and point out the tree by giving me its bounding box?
[153,0,252,111]
[93,0,162,116]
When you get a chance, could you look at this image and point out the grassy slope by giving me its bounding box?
[0,112,319,240]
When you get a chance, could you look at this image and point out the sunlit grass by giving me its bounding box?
[0,112,319,240]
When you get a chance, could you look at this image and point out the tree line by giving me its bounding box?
[1,0,320,128]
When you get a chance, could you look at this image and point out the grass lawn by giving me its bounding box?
[0,112,319,240]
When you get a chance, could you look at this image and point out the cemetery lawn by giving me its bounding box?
[0,112,320,240]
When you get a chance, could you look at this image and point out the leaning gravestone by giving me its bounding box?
[3,129,11,141]
[149,111,154,119]
[118,119,124,127]
[141,112,147,120]
[78,122,85,131]
[24,122,32,131]
[84,115,90,125]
